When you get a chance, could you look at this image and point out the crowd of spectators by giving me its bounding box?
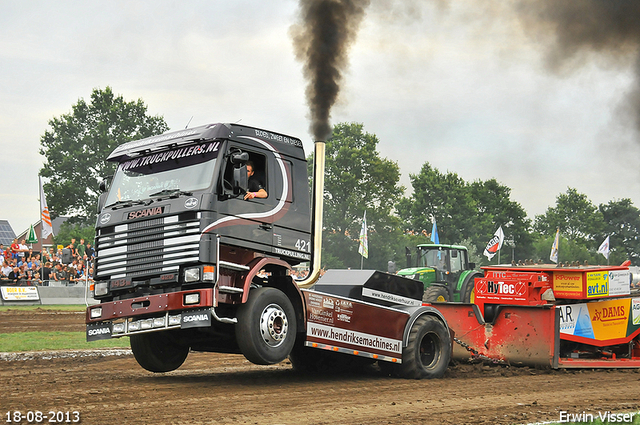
[0,237,95,286]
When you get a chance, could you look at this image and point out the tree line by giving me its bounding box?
[39,88,640,268]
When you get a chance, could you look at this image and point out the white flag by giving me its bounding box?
[483,226,504,260]
[358,212,368,259]
[597,236,610,260]
[550,228,560,264]
[40,177,54,240]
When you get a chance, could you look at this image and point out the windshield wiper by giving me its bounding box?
[149,189,193,199]
[108,199,149,209]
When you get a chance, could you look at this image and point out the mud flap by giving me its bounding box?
[435,303,558,367]
[87,322,113,341]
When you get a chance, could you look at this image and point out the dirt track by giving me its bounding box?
[1,308,640,425]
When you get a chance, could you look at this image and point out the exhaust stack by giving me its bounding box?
[296,140,325,288]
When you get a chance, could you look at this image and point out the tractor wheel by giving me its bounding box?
[130,330,189,373]
[396,315,451,379]
[423,285,449,302]
[235,287,297,365]
[461,273,482,304]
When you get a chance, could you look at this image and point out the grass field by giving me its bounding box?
[0,331,129,351]
[0,304,86,312]
[0,304,129,352]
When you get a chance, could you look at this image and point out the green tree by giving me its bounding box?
[397,163,531,263]
[469,178,533,262]
[53,222,95,248]
[315,122,405,270]
[396,163,476,244]
[533,188,605,245]
[39,87,169,222]
[599,198,640,265]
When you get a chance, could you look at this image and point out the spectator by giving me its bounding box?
[85,243,95,267]
[8,266,26,284]
[77,239,86,261]
[72,263,85,284]
[87,267,94,282]
[18,239,28,260]
[52,263,69,285]
[31,272,43,286]
[24,269,35,286]
[39,261,52,285]
[0,244,4,263]
[68,238,77,258]
[10,239,20,259]
[1,261,11,278]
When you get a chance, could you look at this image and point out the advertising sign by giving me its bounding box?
[558,298,640,343]
[304,291,407,358]
[586,271,609,298]
[608,270,631,297]
[553,272,583,298]
[1,286,40,301]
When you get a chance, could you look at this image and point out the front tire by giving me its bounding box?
[130,330,189,373]
[397,315,450,379]
[423,285,449,302]
[236,287,297,365]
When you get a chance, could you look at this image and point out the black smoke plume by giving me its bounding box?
[291,0,370,141]
[518,1,640,133]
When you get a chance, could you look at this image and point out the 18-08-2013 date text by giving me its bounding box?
[5,411,80,423]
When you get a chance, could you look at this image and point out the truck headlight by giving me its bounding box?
[184,293,200,305]
[90,307,103,319]
[184,267,200,283]
[94,282,109,296]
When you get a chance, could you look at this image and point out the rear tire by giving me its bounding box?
[397,315,450,379]
[236,287,297,365]
[130,330,189,373]
[461,273,481,304]
[423,285,449,302]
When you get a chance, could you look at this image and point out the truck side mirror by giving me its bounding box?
[231,151,249,166]
[233,165,248,195]
[97,178,110,212]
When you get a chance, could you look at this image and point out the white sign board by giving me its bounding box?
[1,286,40,301]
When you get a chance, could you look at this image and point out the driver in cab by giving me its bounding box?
[244,161,268,200]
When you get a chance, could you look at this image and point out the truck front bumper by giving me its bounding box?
[86,288,215,341]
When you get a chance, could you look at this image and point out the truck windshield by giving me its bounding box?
[105,142,220,206]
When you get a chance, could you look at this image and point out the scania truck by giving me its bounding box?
[85,123,452,379]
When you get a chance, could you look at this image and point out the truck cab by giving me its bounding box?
[87,123,312,370]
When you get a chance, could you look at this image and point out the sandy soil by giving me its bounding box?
[1,308,639,425]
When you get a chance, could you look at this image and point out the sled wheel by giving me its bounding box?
[236,287,297,365]
[397,315,450,379]
[423,285,449,302]
[130,330,189,373]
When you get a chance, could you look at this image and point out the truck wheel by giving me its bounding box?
[423,285,449,302]
[236,287,297,365]
[130,330,189,373]
[397,315,450,379]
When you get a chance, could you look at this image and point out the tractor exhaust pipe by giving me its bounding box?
[296,140,325,288]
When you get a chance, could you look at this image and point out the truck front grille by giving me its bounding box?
[95,212,201,280]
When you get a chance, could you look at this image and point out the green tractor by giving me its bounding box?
[397,244,481,303]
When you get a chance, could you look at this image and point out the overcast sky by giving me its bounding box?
[2,0,639,237]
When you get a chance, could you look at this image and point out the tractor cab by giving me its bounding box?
[398,244,481,303]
